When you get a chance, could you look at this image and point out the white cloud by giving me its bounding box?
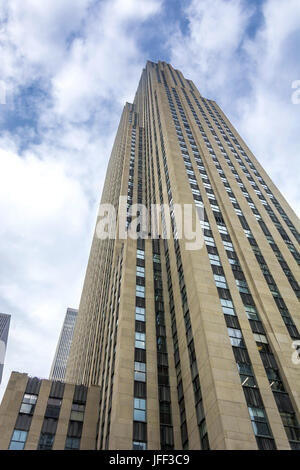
[0,145,92,393]
[2,0,92,81]
[237,0,300,216]
[1,0,162,111]
[50,0,161,121]
[169,0,252,94]
[0,148,88,232]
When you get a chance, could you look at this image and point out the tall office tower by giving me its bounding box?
[66,61,300,451]
[0,313,11,384]
[49,308,78,382]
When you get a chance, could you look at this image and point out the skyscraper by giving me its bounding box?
[66,61,300,450]
[0,313,11,384]
[49,308,78,382]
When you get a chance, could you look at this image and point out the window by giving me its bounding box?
[220,298,235,315]
[65,437,80,450]
[248,407,272,437]
[227,257,240,267]
[204,236,215,247]
[236,279,249,293]
[137,250,145,259]
[192,188,201,195]
[237,363,257,388]
[134,362,146,382]
[223,241,234,251]
[19,394,38,415]
[136,266,145,277]
[136,285,145,298]
[245,305,259,321]
[135,332,146,349]
[19,403,33,415]
[280,412,300,441]
[38,432,55,450]
[70,403,85,422]
[266,369,285,392]
[214,274,227,289]
[160,402,172,425]
[160,425,174,449]
[133,421,147,441]
[9,430,28,450]
[133,441,147,450]
[199,420,208,447]
[47,397,62,406]
[135,307,145,322]
[194,200,204,209]
[157,336,167,353]
[200,221,211,230]
[67,420,83,439]
[217,225,228,234]
[228,327,244,347]
[208,253,221,266]
[253,333,268,344]
[45,397,62,419]
[134,398,146,422]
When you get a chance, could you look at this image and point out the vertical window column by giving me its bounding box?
[152,239,174,450]
[133,239,147,450]
[38,381,65,450]
[8,377,41,450]
[65,385,87,450]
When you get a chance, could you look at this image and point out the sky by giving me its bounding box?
[0,0,299,401]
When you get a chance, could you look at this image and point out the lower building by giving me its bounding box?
[0,313,11,384]
[0,372,100,450]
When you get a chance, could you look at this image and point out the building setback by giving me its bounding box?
[0,313,11,384]
[49,308,78,382]
[0,372,100,450]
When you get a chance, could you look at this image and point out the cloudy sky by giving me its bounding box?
[0,0,299,401]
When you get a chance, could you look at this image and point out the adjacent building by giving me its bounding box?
[49,308,78,382]
[0,372,100,450]
[0,313,11,384]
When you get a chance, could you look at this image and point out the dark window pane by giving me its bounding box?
[133,422,147,441]
[65,437,81,450]
[38,433,54,450]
